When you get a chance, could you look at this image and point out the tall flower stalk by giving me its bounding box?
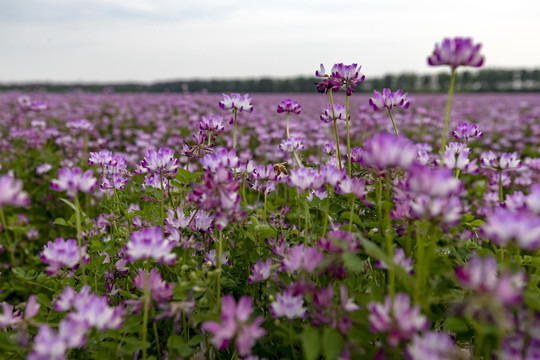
[427,37,484,165]
[368,88,410,137]
[219,93,253,150]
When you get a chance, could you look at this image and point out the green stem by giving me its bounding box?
[286,112,290,138]
[216,230,223,309]
[348,195,355,232]
[0,207,15,265]
[73,196,87,285]
[263,191,268,224]
[304,196,309,246]
[329,91,342,170]
[293,150,304,168]
[152,306,161,358]
[289,321,297,360]
[439,69,457,166]
[142,261,150,360]
[232,108,238,149]
[387,108,399,136]
[345,95,352,177]
[160,169,165,233]
[498,170,504,204]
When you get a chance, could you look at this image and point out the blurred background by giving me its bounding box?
[1,0,539,92]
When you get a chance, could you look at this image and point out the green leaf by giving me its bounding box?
[469,219,485,227]
[255,225,276,240]
[322,327,344,360]
[444,317,470,333]
[301,327,321,360]
[54,217,72,227]
[342,253,364,274]
[12,267,25,279]
[59,198,77,212]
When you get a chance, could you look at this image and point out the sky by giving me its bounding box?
[1,0,539,83]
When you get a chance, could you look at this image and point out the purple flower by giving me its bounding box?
[277,99,301,114]
[406,331,457,360]
[375,248,414,274]
[369,88,410,111]
[442,143,479,174]
[202,295,265,357]
[480,208,540,250]
[320,104,348,123]
[270,291,307,320]
[282,244,323,273]
[200,147,240,172]
[126,226,177,265]
[452,122,483,142]
[0,175,30,207]
[133,268,175,303]
[40,238,90,275]
[0,302,21,329]
[28,324,68,360]
[288,167,325,193]
[88,150,114,167]
[204,249,230,267]
[279,136,305,153]
[140,147,179,175]
[407,164,461,198]
[199,115,225,133]
[331,63,365,96]
[315,64,342,94]
[248,258,272,283]
[428,37,485,70]
[219,93,253,113]
[30,100,49,112]
[368,293,428,347]
[36,163,53,175]
[480,151,522,172]
[50,167,98,199]
[455,255,526,306]
[360,133,417,171]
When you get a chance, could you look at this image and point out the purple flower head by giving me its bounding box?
[88,150,114,167]
[200,147,240,172]
[202,295,265,357]
[320,104,349,123]
[368,293,428,347]
[288,167,326,193]
[428,37,485,70]
[28,324,68,360]
[369,89,410,111]
[248,258,272,283]
[199,116,225,134]
[407,164,462,198]
[442,143,478,174]
[360,133,417,171]
[66,119,94,133]
[17,95,32,111]
[282,244,324,273]
[40,238,90,275]
[140,147,179,175]
[315,64,342,94]
[279,136,304,153]
[480,208,540,250]
[375,248,414,274]
[50,167,98,199]
[331,63,365,96]
[406,331,457,360]
[126,226,177,265]
[270,291,307,320]
[0,175,30,207]
[219,93,253,113]
[30,100,49,112]
[455,255,526,306]
[0,302,21,330]
[133,268,175,303]
[277,99,301,114]
[204,249,230,267]
[480,151,522,172]
[452,122,483,142]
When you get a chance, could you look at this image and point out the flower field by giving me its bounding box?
[2,39,540,359]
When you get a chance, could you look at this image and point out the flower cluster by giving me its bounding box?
[369,88,411,111]
[50,167,98,199]
[428,37,485,70]
[126,226,177,265]
[40,238,90,275]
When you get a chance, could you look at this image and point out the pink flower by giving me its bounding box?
[202,295,265,357]
[50,167,97,199]
[0,175,30,207]
[126,226,177,265]
[428,37,484,70]
[219,93,253,113]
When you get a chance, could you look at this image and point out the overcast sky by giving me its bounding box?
[1,0,539,83]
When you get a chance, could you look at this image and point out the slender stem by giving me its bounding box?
[286,112,290,138]
[387,108,399,136]
[159,169,165,233]
[216,230,223,309]
[321,188,332,238]
[345,95,352,177]
[207,131,212,146]
[152,306,161,358]
[439,69,457,166]
[73,196,87,285]
[414,222,426,307]
[304,196,309,245]
[329,91,342,169]
[289,321,297,360]
[232,108,238,149]
[348,195,355,232]
[0,207,15,265]
[384,187,395,298]
[263,191,268,224]
[498,170,504,204]
[142,261,150,360]
[293,150,304,168]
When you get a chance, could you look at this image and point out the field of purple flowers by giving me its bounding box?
[1,38,540,359]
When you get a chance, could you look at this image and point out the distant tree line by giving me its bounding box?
[2,68,540,93]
